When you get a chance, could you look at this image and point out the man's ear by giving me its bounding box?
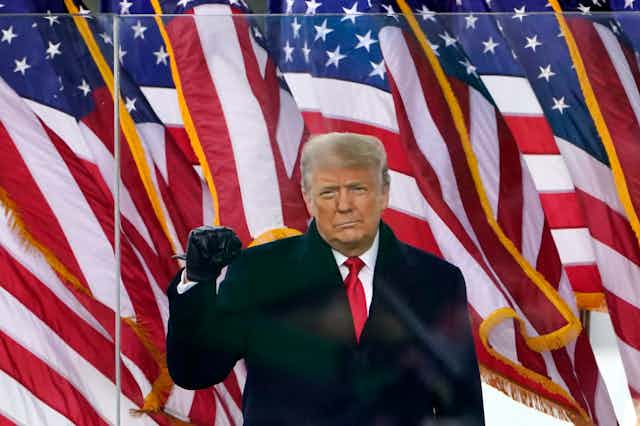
[381,184,390,210]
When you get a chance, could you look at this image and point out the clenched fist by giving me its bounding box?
[179,226,242,283]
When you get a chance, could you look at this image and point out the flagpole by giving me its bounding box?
[112,14,122,426]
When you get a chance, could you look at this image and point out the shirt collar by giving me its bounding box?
[331,230,380,270]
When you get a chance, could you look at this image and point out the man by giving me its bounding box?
[166,132,484,425]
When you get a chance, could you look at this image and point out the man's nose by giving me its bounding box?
[336,189,353,212]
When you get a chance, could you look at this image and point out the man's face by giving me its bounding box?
[303,164,389,256]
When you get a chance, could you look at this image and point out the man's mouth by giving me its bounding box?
[335,221,360,229]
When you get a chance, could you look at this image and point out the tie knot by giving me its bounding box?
[344,256,365,274]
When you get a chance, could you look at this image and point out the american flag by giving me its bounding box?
[424,0,640,416]
[265,0,620,422]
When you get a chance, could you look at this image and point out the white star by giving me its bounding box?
[291,17,301,38]
[46,41,62,59]
[314,19,333,42]
[154,45,169,65]
[537,64,556,82]
[577,3,591,14]
[119,0,133,14]
[341,2,363,23]
[482,37,499,54]
[125,97,137,112]
[305,0,322,15]
[355,30,378,52]
[44,10,60,26]
[177,0,193,8]
[118,45,127,64]
[369,60,386,80]
[465,14,478,29]
[302,41,311,63]
[382,4,399,20]
[131,20,147,40]
[78,5,92,18]
[252,27,263,39]
[429,41,440,56]
[417,5,436,21]
[283,40,295,62]
[624,0,635,8]
[438,31,457,47]
[551,96,569,114]
[1,26,17,44]
[285,0,295,13]
[325,45,347,68]
[592,0,602,6]
[99,32,112,45]
[459,58,477,76]
[512,6,527,22]
[13,57,30,75]
[524,34,542,52]
[78,79,91,96]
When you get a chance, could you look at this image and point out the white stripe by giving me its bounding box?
[481,75,543,115]
[593,240,640,309]
[555,137,626,217]
[122,354,153,399]
[550,228,596,264]
[0,370,75,426]
[233,360,247,392]
[25,99,92,161]
[131,245,169,334]
[0,77,135,317]
[522,154,574,192]
[195,4,284,238]
[615,339,640,401]
[380,26,479,252]
[0,213,111,342]
[595,23,640,128]
[594,377,618,426]
[140,86,184,126]
[540,350,572,397]
[213,392,232,426]
[138,122,168,182]
[79,122,157,253]
[283,72,399,132]
[0,288,155,425]
[165,387,195,422]
[215,383,243,425]
[276,88,304,178]
[520,156,546,267]
[469,86,500,219]
[249,28,268,79]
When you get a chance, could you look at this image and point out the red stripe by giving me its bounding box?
[569,19,640,217]
[166,16,252,244]
[605,290,640,353]
[535,223,562,291]
[577,189,640,266]
[189,389,217,426]
[166,126,198,164]
[299,112,413,176]
[0,245,154,404]
[0,122,90,294]
[550,348,590,415]
[564,264,603,295]
[381,208,442,257]
[539,192,586,229]
[0,414,15,426]
[513,320,548,378]
[0,332,108,426]
[573,332,600,419]
[502,115,559,155]
[496,113,523,251]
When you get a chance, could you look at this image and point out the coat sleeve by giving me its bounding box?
[166,255,252,389]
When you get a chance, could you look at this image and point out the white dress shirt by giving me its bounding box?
[177,231,380,311]
[331,231,379,314]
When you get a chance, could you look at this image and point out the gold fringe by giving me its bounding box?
[481,366,594,425]
[575,292,608,312]
[248,227,303,247]
[123,317,174,413]
[0,187,92,297]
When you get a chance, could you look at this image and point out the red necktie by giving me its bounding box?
[343,257,367,342]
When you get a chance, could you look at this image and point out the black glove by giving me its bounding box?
[179,226,242,283]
